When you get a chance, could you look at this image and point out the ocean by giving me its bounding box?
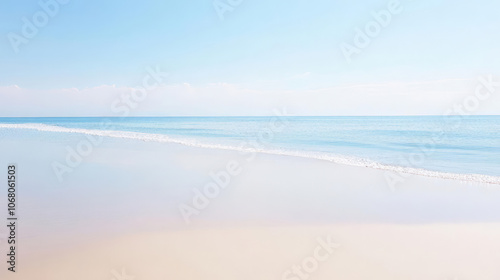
[0,116,499,183]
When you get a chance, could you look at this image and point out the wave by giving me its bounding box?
[2,123,500,185]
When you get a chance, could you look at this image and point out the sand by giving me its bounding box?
[1,135,500,279]
[6,224,500,280]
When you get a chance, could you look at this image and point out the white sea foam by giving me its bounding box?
[2,123,500,185]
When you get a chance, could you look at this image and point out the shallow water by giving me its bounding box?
[1,116,499,178]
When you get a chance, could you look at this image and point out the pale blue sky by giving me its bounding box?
[1,0,499,116]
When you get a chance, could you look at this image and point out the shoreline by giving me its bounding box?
[1,123,500,185]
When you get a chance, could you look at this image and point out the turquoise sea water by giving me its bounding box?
[0,116,499,178]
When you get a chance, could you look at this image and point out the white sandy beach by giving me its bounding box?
[1,134,500,279]
[8,224,500,280]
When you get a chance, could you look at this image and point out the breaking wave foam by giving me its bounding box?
[2,123,500,185]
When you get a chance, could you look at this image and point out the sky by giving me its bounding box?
[0,0,499,116]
